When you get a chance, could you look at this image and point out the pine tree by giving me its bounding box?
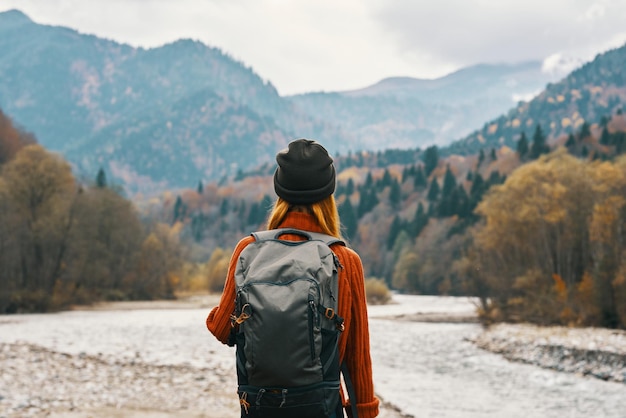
[346,178,355,196]
[600,127,611,145]
[220,199,229,216]
[358,187,378,217]
[339,198,358,241]
[517,132,529,160]
[422,145,439,176]
[427,178,440,202]
[530,124,549,159]
[389,179,402,210]
[197,180,204,194]
[469,173,485,210]
[96,167,107,188]
[173,196,185,223]
[364,172,374,188]
[441,165,457,197]
[414,166,427,190]
[380,169,393,188]
[477,149,485,167]
[579,122,591,139]
[410,202,428,238]
[387,216,402,249]
[456,185,471,219]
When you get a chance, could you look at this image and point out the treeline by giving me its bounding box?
[465,149,626,328]
[161,112,626,330]
[0,110,182,313]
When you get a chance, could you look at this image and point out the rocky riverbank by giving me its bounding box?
[0,343,406,418]
[470,323,626,383]
[2,295,625,418]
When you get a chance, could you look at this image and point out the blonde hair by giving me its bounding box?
[267,196,341,238]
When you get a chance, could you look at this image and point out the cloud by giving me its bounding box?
[541,53,584,78]
[3,0,626,94]
[373,0,626,71]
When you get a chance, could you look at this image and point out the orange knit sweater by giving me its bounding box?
[206,211,380,417]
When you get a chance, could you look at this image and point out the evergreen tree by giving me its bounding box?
[477,149,485,167]
[414,166,427,190]
[410,202,428,238]
[173,196,185,223]
[346,178,355,196]
[338,198,358,241]
[197,180,204,194]
[401,166,412,183]
[387,216,402,249]
[358,187,378,217]
[247,203,260,226]
[238,201,247,222]
[427,178,440,202]
[96,167,107,188]
[517,131,529,159]
[490,148,497,161]
[441,165,457,197]
[469,173,485,210]
[600,127,611,145]
[389,179,402,210]
[422,145,439,176]
[530,124,549,159]
[579,122,591,139]
[259,195,273,223]
[600,115,610,128]
[456,185,471,219]
[364,172,374,188]
[488,170,504,186]
[565,133,576,148]
[220,199,229,216]
[191,212,207,242]
[380,169,393,188]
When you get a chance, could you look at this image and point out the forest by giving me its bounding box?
[0,110,182,313]
[1,106,626,330]
[156,111,626,329]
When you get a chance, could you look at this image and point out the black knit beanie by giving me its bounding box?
[274,139,336,205]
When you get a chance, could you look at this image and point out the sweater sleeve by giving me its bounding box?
[342,249,380,418]
[206,236,254,344]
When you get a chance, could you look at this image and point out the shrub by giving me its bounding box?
[365,277,392,305]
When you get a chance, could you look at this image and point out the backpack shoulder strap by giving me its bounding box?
[251,228,345,248]
[342,363,359,418]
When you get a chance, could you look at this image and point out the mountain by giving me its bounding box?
[287,62,561,150]
[0,9,569,192]
[446,43,626,155]
[0,10,328,191]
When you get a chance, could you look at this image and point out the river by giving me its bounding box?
[1,295,625,417]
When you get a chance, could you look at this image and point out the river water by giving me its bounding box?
[1,295,625,417]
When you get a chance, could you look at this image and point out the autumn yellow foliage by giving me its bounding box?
[470,149,626,328]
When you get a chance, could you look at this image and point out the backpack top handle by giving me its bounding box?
[252,228,345,247]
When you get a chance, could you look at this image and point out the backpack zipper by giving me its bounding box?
[308,297,317,361]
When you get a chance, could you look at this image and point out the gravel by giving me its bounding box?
[2,296,625,417]
[0,342,238,418]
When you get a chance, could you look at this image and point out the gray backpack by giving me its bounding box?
[229,228,348,418]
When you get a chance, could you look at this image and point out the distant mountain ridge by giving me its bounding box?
[446,42,626,155]
[287,61,561,150]
[0,9,577,192]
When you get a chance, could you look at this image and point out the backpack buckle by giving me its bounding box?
[324,307,335,320]
[232,303,252,326]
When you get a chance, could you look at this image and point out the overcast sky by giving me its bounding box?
[2,0,626,95]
